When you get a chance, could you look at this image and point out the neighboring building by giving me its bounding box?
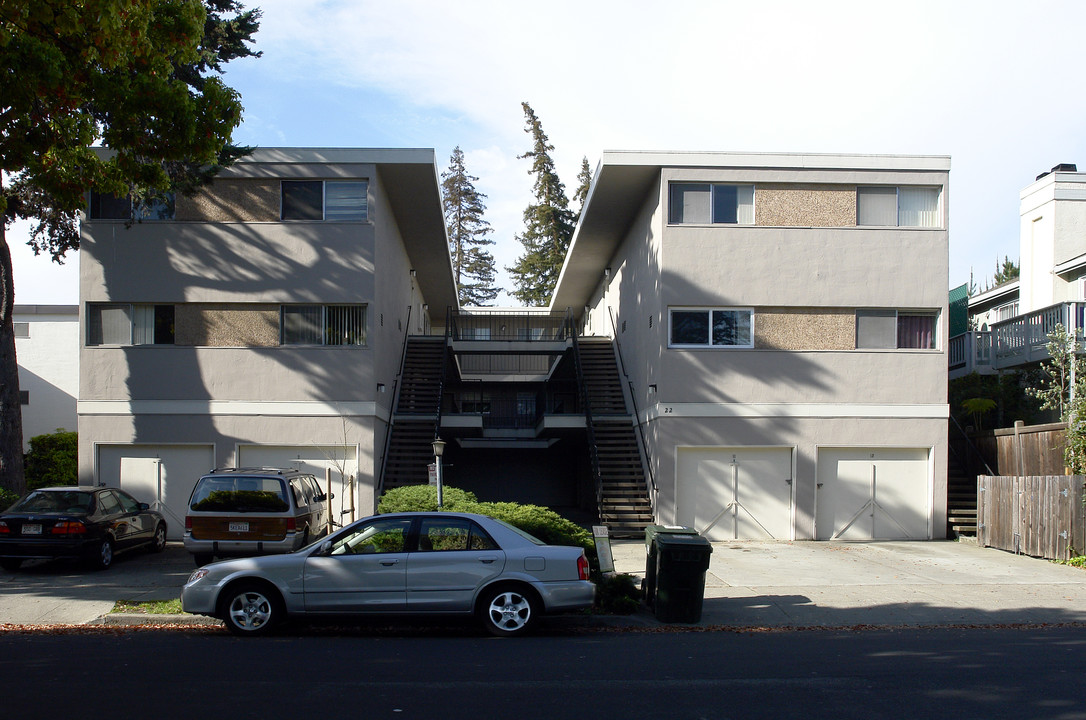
[78,148,455,536]
[15,305,79,450]
[553,151,950,541]
[79,147,951,542]
[950,163,1084,379]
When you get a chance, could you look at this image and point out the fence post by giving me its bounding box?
[1014,420,1025,477]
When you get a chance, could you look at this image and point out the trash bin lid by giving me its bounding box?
[645,524,699,547]
[654,533,712,550]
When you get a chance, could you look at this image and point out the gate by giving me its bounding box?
[977,475,1085,560]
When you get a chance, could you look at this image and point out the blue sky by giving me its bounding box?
[11,0,1086,305]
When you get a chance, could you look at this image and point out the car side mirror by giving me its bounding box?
[329,493,335,500]
[139,502,150,511]
[318,540,332,556]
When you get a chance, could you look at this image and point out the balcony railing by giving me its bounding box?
[449,310,571,342]
[951,301,1086,376]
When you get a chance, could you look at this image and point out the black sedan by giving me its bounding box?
[0,486,167,571]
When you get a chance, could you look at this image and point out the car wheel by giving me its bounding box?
[219,582,282,637]
[0,558,22,572]
[148,523,167,553]
[193,553,214,567]
[477,585,540,637]
[88,538,114,571]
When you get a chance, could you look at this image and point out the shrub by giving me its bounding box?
[0,487,19,510]
[24,429,77,490]
[378,484,478,513]
[594,572,642,614]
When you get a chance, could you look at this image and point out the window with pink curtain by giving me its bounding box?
[897,313,936,349]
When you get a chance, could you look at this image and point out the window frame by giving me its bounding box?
[86,303,175,347]
[668,183,755,225]
[280,304,367,347]
[668,307,755,349]
[856,186,942,228]
[280,180,369,222]
[855,309,939,350]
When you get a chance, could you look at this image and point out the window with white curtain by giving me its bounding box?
[87,304,175,346]
[857,186,941,228]
[669,184,754,225]
[281,305,366,346]
[281,180,368,221]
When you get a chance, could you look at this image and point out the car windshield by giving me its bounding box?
[189,477,289,512]
[9,490,95,515]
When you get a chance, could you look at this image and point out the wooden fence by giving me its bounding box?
[972,422,1067,477]
[977,475,1085,560]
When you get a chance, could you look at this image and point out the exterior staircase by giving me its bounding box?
[381,336,445,491]
[946,449,978,537]
[577,338,654,538]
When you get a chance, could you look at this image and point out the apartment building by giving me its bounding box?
[15,304,79,450]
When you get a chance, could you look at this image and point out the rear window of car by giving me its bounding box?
[189,476,290,512]
[489,517,545,546]
[10,490,95,515]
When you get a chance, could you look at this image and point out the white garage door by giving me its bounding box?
[238,445,360,523]
[816,448,931,540]
[676,447,793,541]
[97,444,214,540]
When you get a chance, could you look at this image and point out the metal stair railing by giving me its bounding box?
[607,305,657,498]
[569,309,603,516]
[376,304,412,498]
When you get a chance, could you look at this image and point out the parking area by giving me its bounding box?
[2,539,1086,628]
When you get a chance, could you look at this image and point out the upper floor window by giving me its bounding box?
[14,322,29,338]
[88,191,174,220]
[86,303,175,346]
[669,307,754,348]
[281,304,366,346]
[856,309,937,349]
[281,181,368,221]
[857,186,940,228]
[669,184,754,225]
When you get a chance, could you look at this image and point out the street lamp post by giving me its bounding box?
[431,437,446,508]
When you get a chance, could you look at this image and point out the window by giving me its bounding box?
[417,517,498,552]
[88,191,174,220]
[329,517,412,555]
[87,304,175,346]
[14,322,28,338]
[281,305,366,346]
[857,187,940,228]
[856,310,937,349]
[669,184,754,225]
[995,301,1019,322]
[19,390,28,405]
[281,180,368,221]
[669,308,753,348]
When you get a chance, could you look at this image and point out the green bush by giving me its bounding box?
[594,572,642,614]
[24,429,77,490]
[0,487,19,510]
[378,484,479,513]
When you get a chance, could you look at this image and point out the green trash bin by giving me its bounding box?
[644,525,700,609]
[652,532,712,623]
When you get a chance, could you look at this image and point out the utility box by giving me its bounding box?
[645,526,712,623]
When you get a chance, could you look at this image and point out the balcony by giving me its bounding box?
[949,301,1086,378]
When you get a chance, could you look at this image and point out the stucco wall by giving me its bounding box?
[755,184,856,227]
[175,304,280,347]
[753,308,855,350]
[175,179,280,222]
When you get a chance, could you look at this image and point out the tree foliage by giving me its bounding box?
[993,255,1020,286]
[24,428,77,490]
[442,146,499,306]
[572,156,592,220]
[1026,324,1086,472]
[0,0,260,493]
[506,102,575,307]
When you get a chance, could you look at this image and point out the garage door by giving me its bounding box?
[676,447,793,541]
[97,445,214,540]
[816,448,930,540]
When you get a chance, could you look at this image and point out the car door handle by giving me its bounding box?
[478,556,498,564]
[380,559,399,566]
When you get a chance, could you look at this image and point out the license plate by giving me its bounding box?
[228,522,249,533]
[22,524,41,535]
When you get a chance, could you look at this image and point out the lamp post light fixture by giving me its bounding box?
[431,437,446,508]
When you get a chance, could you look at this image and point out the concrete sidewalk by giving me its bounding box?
[2,539,1086,629]
[609,538,1086,627]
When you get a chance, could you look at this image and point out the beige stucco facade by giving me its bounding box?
[78,148,454,532]
[556,151,951,540]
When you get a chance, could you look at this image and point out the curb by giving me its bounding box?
[89,612,223,627]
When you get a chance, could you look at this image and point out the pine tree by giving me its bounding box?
[442,147,499,306]
[993,256,1020,286]
[573,157,593,221]
[507,103,576,307]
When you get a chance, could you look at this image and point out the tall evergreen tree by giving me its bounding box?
[993,255,1020,286]
[441,147,499,306]
[573,156,592,221]
[507,102,575,307]
[0,0,260,493]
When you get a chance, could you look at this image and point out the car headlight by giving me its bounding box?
[187,568,210,585]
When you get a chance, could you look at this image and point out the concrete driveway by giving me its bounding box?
[611,539,1086,627]
[2,539,1086,628]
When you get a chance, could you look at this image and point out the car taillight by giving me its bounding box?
[0,521,9,534]
[577,553,590,581]
[286,518,296,532]
[51,521,87,535]
[185,516,192,530]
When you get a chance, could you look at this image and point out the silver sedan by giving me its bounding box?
[181,511,596,637]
